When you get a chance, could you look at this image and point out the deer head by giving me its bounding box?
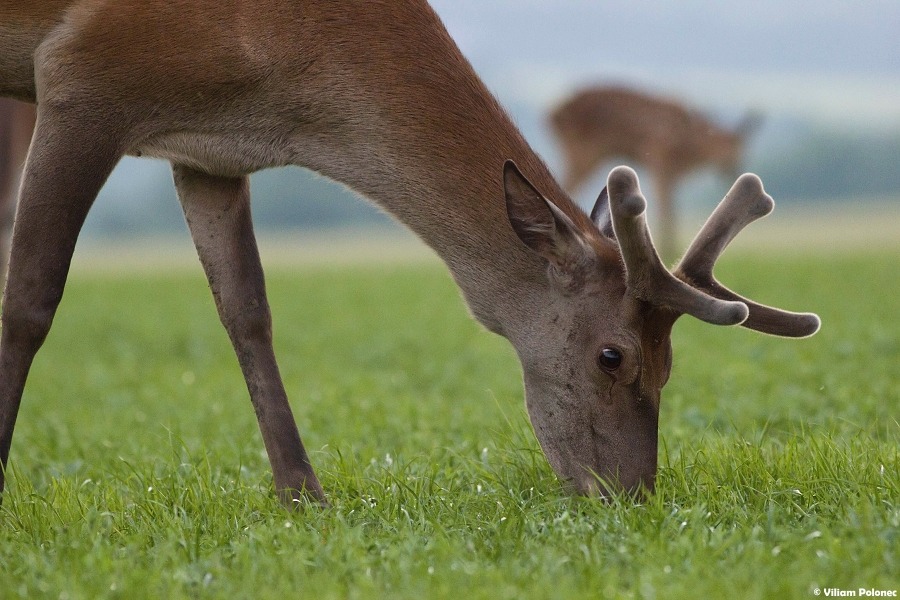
[504,162,819,496]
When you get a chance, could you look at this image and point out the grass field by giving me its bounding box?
[0,237,897,599]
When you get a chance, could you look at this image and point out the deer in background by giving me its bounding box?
[549,86,760,260]
[0,0,818,507]
[0,99,35,286]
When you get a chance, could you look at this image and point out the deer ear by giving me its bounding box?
[504,160,590,269]
[589,186,615,239]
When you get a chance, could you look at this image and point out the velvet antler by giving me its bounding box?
[605,166,819,336]
[673,173,821,337]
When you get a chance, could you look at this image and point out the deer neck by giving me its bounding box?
[316,115,558,335]
[294,32,564,336]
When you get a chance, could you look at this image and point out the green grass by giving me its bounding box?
[1,248,897,599]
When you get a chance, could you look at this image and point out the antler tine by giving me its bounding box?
[677,174,773,276]
[674,174,821,338]
[607,166,749,326]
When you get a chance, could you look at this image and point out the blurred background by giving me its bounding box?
[70,1,900,245]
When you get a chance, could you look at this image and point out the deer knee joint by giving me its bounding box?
[1,300,56,352]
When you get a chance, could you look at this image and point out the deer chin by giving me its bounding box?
[522,378,660,498]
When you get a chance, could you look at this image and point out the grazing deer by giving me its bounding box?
[0,1,818,506]
[0,99,35,286]
[549,86,760,259]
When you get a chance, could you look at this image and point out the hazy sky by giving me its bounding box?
[429,1,900,130]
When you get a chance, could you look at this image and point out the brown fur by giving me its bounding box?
[0,99,35,285]
[0,1,815,505]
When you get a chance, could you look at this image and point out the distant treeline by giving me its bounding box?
[752,128,900,202]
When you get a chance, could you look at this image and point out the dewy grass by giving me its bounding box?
[0,250,897,599]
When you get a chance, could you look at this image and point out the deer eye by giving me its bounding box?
[598,347,623,371]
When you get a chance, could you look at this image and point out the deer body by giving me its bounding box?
[0,1,817,505]
[550,86,757,258]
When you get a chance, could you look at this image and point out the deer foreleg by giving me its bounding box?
[171,164,326,507]
[0,101,36,288]
[0,106,122,495]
